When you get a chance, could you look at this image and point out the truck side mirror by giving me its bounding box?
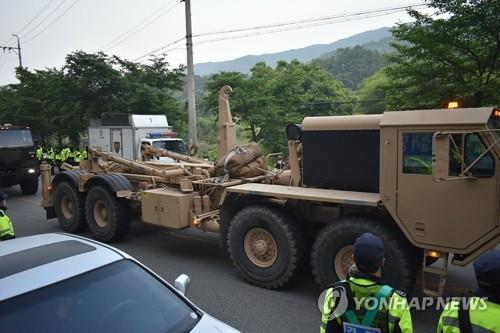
[432,132,450,181]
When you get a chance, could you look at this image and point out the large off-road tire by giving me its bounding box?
[85,185,130,242]
[311,217,416,293]
[227,204,306,289]
[54,181,86,233]
[20,177,39,195]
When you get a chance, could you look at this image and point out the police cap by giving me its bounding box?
[473,250,500,292]
[353,233,385,273]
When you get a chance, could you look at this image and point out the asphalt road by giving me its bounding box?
[3,183,480,333]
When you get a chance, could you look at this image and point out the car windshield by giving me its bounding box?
[0,259,200,333]
[0,130,33,148]
[153,140,188,154]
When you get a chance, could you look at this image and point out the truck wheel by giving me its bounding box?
[54,182,86,233]
[20,177,39,195]
[227,205,305,289]
[85,185,130,242]
[311,217,416,292]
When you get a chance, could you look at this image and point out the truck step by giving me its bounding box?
[422,252,449,297]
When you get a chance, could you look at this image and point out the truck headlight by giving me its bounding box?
[28,168,36,174]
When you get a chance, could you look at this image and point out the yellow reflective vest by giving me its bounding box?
[437,297,500,333]
[36,147,43,160]
[320,276,413,333]
[0,209,15,240]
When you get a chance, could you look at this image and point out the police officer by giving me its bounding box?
[320,233,412,333]
[36,145,43,161]
[47,147,56,173]
[54,147,63,171]
[437,250,500,333]
[81,148,88,160]
[0,192,15,241]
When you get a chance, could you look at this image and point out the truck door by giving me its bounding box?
[111,129,123,157]
[396,130,498,250]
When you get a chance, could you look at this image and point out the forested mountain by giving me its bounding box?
[312,45,389,90]
[194,27,391,76]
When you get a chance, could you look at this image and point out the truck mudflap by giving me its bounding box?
[45,206,56,219]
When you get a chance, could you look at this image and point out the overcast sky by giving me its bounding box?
[0,0,426,85]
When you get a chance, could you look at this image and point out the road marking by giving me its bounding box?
[17,198,41,207]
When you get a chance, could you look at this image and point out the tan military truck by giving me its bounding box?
[41,86,500,295]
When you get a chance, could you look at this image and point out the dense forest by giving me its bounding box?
[0,0,499,157]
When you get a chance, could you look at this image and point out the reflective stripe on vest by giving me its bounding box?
[441,316,494,333]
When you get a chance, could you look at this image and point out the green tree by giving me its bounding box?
[355,69,390,114]
[313,46,388,90]
[387,0,500,109]
[0,68,69,145]
[0,52,185,146]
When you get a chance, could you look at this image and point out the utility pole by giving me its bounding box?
[1,34,23,69]
[12,34,22,68]
[183,0,197,146]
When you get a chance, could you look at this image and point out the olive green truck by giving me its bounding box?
[41,86,500,295]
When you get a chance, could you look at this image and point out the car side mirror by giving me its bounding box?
[174,274,190,295]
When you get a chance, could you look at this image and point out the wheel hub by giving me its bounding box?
[244,228,278,268]
[254,240,268,255]
[61,195,74,220]
[334,245,354,280]
[93,200,109,228]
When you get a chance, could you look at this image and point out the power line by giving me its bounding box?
[21,0,68,40]
[193,3,425,38]
[24,0,81,44]
[17,0,59,36]
[138,46,186,64]
[1,37,22,68]
[1,0,58,45]
[132,3,424,64]
[300,99,386,107]
[195,9,413,46]
[102,1,181,52]
[134,5,420,63]
[133,36,185,62]
[0,53,10,74]
[100,0,179,51]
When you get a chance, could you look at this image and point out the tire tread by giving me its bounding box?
[311,216,416,292]
[85,185,130,242]
[227,204,306,289]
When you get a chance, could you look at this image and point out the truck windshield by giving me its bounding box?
[153,140,188,155]
[0,130,33,148]
[0,259,200,333]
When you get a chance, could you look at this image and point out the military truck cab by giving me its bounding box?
[225,107,500,294]
[0,124,39,195]
[290,107,500,294]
